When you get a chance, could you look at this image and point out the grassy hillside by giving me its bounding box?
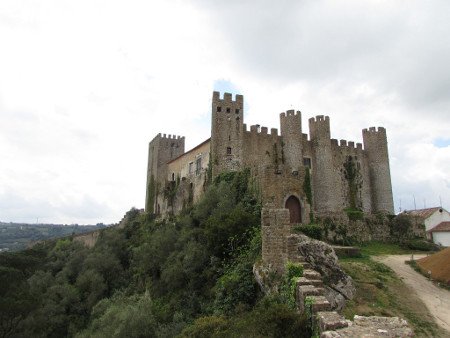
[340,255,447,337]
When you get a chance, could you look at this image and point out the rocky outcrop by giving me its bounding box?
[320,315,414,337]
[72,230,100,248]
[287,234,355,310]
[253,261,280,295]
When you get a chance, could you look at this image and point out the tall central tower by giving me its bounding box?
[211,91,244,177]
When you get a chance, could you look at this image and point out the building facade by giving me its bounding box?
[404,207,450,246]
[145,91,394,222]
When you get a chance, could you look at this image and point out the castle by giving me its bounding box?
[145,91,394,222]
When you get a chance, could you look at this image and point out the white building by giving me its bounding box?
[404,207,450,247]
[428,222,450,247]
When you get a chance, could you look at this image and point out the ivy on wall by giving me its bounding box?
[303,168,314,222]
[343,156,362,210]
[146,174,156,213]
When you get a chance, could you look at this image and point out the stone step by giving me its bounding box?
[298,284,324,297]
[299,262,311,269]
[316,311,349,332]
[308,296,331,313]
[297,277,323,287]
[303,269,321,280]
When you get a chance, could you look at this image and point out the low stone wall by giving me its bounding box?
[332,246,361,258]
[72,230,100,248]
[316,213,391,244]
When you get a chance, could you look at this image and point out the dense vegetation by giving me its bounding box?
[0,170,310,338]
[0,222,107,252]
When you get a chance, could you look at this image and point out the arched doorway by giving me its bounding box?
[285,196,301,224]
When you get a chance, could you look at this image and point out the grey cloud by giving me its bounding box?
[193,0,450,115]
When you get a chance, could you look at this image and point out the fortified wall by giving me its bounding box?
[145,91,394,221]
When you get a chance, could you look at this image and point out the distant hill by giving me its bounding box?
[0,221,109,252]
[417,247,450,285]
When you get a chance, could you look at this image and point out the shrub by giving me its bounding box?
[293,224,323,240]
[279,262,304,309]
[285,262,304,281]
[179,316,228,338]
[344,208,364,221]
[403,239,436,251]
[390,214,412,241]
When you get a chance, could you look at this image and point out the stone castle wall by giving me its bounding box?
[145,133,185,213]
[261,208,291,273]
[145,91,394,219]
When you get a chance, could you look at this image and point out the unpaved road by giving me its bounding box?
[375,255,450,333]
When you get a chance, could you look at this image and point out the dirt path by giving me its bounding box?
[375,255,450,334]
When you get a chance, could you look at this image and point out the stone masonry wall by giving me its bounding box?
[147,91,395,224]
[261,208,291,273]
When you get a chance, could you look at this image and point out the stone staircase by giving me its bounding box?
[293,255,350,334]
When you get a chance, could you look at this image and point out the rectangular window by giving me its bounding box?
[189,162,193,174]
[195,158,202,175]
[227,147,232,155]
[303,157,311,168]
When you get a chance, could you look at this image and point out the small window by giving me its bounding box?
[171,173,175,181]
[195,158,202,175]
[217,106,222,112]
[189,162,193,174]
[226,107,231,113]
[227,147,232,155]
[235,109,240,114]
[303,157,311,168]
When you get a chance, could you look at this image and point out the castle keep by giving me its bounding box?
[145,92,394,222]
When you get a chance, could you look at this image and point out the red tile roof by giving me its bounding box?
[428,222,450,233]
[403,207,444,219]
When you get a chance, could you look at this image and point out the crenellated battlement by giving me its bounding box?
[334,139,363,151]
[161,133,184,140]
[280,110,301,118]
[212,91,243,106]
[309,115,330,123]
[152,133,185,142]
[309,115,331,141]
[146,90,394,217]
[245,124,277,136]
[363,126,386,135]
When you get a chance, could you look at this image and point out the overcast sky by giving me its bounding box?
[1,0,449,224]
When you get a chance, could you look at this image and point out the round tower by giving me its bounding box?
[211,91,244,177]
[280,110,303,171]
[362,127,394,214]
[309,115,338,213]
